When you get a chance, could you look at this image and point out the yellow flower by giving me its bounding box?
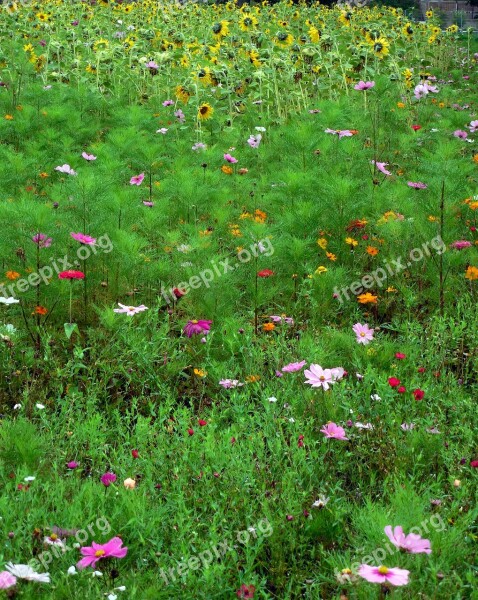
[372,37,390,59]
[4,115,14,121]
[221,165,233,175]
[345,237,358,247]
[397,102,405,108]
[93,39,109,52]
[326,252,337,261]
[358,292,378,304]
[246,375,260,383]
[175,85,191,104]
[194,368,207,377]
[197,103,214,121]
[317,237,328,250]
[386,286,397,293]
[23,43,34,53]
[465,266,478,281]
[428,215,438,222]
[212,21,229,38]
[239,15,258,31]
[315,266,327,275]
[473,154,478,164]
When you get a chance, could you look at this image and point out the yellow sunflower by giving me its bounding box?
[197,103,214,121]
[212,21,229,39]
[239,15,258,31]
[372,37,390,59]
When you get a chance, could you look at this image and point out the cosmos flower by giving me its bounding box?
[384,526,431,554]
[113,303,148,316]
[58,270,85,280]
[320,422,349,440]
[454,130,468,139]
[130,173,145,186]
[304,364,334,389]
[371,160,392,176]
[77,537,128,570]
[55,164,77,176]
[192,142,207,151]
[469,120,478,133]
[219,379,244,388]
[156,128,168,134]
[224,153,238,163]
[282,360,307,373]
[354,81,375,90]
[0,571,17,589]
[358,564,409,586]
[450,240,472,250]
[183,319,212,338]
[407,181,427,189]
[145,61,159,70]
[247,134,262,148]
[352,322,374,345]
[5,563,50,583]
[100,472,117,487]
[81,152,96,161]
[162,99,174,106]
[71,232,96,245]
[32,233,52,248]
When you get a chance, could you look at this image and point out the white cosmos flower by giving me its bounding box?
[5,563,50,583]
[67,566,77,575]
[268,397,278,403]
[13,404,22,410]
[36,403,45,409]
[24,476,35,482]
[0,297,19,305]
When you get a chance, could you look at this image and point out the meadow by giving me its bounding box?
[0,0,478,598]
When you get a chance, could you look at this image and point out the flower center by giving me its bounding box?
[378,566,389,575]
[50,534,58,541]
[360,332,366,337]
[191,320,198,324]
[319,376,325,381]
[94,550,106,558]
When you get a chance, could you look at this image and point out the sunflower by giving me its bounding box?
[175,85,191,104]
[36,12,49,22]
[308,26,320,43]
[425,9,433,18]
[212,21,229,39]
[446,24,459,33]
[338,11,352,27]
[197,103,213,121]
[372,37,390,59]
[275,31,294,47]
[239,15,258,31]
[6,3,19,15]
[247,50,261,67]
[402,23,414,38]
[93,39,109,52]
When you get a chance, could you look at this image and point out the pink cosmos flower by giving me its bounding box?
[247,134,262,148]
[156,128,168,134]
[77,536,128,570]
[58,270,84,280]
[81,152,96,161]
[401,423,415,431]
[219,379,244,388]
[304,364,334,390]
[32,233,52,248]
[145,61,159,70]
[358,564,409,586]
[454,130,468,139]
[224,153,238,163]
[282,360,307,373]
[130,173,145,186]
[162,99,174,106]
[450,240,472,250]
[414,83,438,99]
[352,322,374,345]
[384,525,431,554]
[354,81,375,90]
[0,572,17,589]
[174,109,185,123]
[143,201,154,207]
[55,164,77,176]
[320,422,348,441]
[67,461,79,469]
[269,315,294,324]
[71,232,96,245]
[183,319,212,338]
[469,120,478,133]
[192,142,207,151]
[371,160,392,176]
[113,303,148,316]
[407,181,427,189]
[100,472,117,487]
[325,128,354,139]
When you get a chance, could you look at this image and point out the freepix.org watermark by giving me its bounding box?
[333,236,446,304]
[160,238,274,304]
[159,518,273,586]
[0,234,113,299]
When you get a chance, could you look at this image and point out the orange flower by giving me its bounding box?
[326,251,337,261]
[263,322,275,332]
[39,172,49,178]
[34,306,48,315]
[465,266,478,281]
[397,102,405,108]
[358,292,378,304]
[6,271,20,280]
[254,209,267,223]
[221,165,233,175]
[246,375,260,383]
[366,246,379,256]
[473,154,478,164]
[4,115,14,120]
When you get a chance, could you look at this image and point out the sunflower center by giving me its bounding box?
[94,550,106,558]
[378,566,389,575]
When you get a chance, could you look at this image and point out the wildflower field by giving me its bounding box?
[1,0,478,598]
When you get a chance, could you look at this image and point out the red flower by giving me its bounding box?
[388,377,401,387]
[298,434,304,448]
[198,419,207,427]
[411,124,422,131]
[418,367,426,373]
[131,449,139,459]
[397,386,406,393]
[257,269,274,278]
[58,270,85,280]
[470,460,478,468]
[395,352,406,360]
[187,428,194,436]
[173,287,185,299]
[236,584,256,599]
[231,437,236,444]
[413,388,425,400]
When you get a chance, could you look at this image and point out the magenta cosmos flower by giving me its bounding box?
[77,536,128,570]
[352,322,374,345]
[0,572,17,589]
[58,270,84,280]
[450,240,472,250]
[32,233,52,248]
[304,364,344,390]
[130,173,145,186]
[71,232,96,245]
[100,472,117,487]
[320,422,349,440]
[282,360,307,373]
[453,130,468,139]
[358,564,409,586]
[113,303,148,316]
[384,526,431,554]
[407,181,427,189]
[371,160,392,176]
[224,153,238,163]
[354,81,375,90]
[183,319,212,338]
